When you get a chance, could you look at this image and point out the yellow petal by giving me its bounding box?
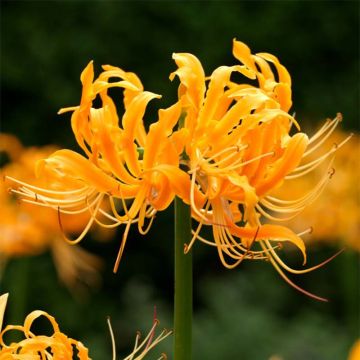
[256,133,309,195]
[232,39,257,72]
[37,149,138,197]
[0,293,9,332]
[228,221,306,264]
[170,52,206,113]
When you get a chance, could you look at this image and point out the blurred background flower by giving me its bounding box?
[0,133,105,292]
[272,129,360,252]
[1,1,358,359]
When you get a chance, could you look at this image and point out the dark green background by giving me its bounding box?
[1,1,359,359]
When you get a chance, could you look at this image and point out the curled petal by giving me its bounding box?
[36,149,139,198]
[227,221,306,264]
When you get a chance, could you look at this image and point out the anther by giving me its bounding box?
[308,226,314,234]
[328,168,336,179]
[336,112,343,122]
[277,242,283,250]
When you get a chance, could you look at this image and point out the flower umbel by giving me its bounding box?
[170,40,351,300]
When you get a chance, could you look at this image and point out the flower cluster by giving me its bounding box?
[7,40,350,298]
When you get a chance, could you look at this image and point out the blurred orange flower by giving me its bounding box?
[348,339,360,360]
[1,134,103,291]
[272,130,359,252]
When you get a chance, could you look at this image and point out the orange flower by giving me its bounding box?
[171,40,351,300]
[1,134,102,291]
[0,294,171,360]
[0,294,91,359]
[8,63,195,273]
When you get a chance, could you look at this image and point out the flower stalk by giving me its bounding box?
[174,196,192,360]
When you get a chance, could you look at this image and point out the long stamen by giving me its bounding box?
[265,166,332,209]
[255,204,304,222]
[96,207,139,228]
[113,220,132,273]
[107,317,116,360]
[20,193,101,218]
[202,150,275,175]
[5,175,88,195]
[189,167,210,223]
[11,184,97,213]
[57,193,104,245]
[304,115,342,156]
[204,144,248,168]
[260,241,328,302]
[109,196,131,222]
[185,201,211,253]
[264,239,344,275]
[191,231,270,257]
[307,113,342,145]
[222,150,275,172]
[206,145,244,163]
[287,133,352,179]
[258,169,332,220]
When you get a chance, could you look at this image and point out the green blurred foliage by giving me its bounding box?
[1,1,359,359]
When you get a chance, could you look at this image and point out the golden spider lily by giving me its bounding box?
[170,39,351,300]
[272,130,359,252]
[1,134,102,291]
[0,294,171,360]
[0,293,90,359]
[7,63,198,273]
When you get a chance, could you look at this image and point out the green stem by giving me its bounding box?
[174,196,193,360]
